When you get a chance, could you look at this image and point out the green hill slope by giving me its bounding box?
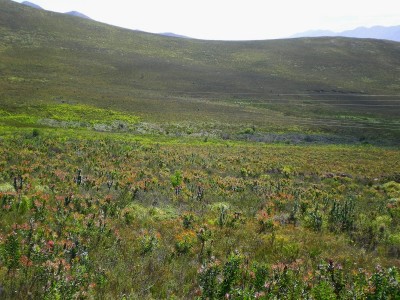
[0,0,399,143]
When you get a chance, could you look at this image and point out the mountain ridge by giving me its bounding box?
[21,1,42,10]
[65,10,91,20]
[17,1,400,42]
[159,32,191,39]
[20,0,92,20]
[292,25,400,42]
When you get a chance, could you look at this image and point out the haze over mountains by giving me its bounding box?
[64,11,91,20]
[21,1,41,9]
[21,1,92,20]
[291,25,400,42]
[18,0,400,42]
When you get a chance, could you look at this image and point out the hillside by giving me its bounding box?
[0,0,399,144]
[1,1,400,298]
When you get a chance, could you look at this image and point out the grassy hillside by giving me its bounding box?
[1,1,400,299]
[0,0,399,144]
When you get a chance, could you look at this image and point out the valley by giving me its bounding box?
[0,0,399,298]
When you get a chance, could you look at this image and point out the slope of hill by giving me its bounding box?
[1,2,400,298]
[292,25,400,42]
[0,0,399,144]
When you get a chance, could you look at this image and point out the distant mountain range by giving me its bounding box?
[20,1,400,42]
[21,1,42,10]
[65,11,91,20]
[291,26,400,42]
[21,1,91,20]
[159,32,191,39]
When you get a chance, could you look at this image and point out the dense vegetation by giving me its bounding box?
[1,0,400,298]
[0,0,399,144]
[0,130,400,299]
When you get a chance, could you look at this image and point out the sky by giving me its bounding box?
[13,0,400,40]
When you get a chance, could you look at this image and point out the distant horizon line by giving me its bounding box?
[17,0,400,42]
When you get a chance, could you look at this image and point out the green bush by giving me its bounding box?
[311,281,336,300]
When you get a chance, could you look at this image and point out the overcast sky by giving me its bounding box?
[13,0,400,40]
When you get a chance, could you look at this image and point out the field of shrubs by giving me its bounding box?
[1,1,400,298]
[0,130,399,299]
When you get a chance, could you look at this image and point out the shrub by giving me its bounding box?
[304,207,323,232]
[182,213,196,229]
[218,252,242,298]
[198,259,220,299]
[387,233,400,258]
[32,128,40,137]
[170,170,183,188]
[1,233,21,271]
[311,281,336,300]
[139,231,159,255]
[257,209,276,233]
[175,231,196,255]
[197,252,243,299]
[328,198,355,233]
[368,266,400,299]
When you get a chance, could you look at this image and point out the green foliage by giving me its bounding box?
[41,104,140,126]
[369,267,400,299]
[328,198,355,233]
[175,231,196,255]
[387,233,400,258]
[219,252,242,297]
[17,195,32,214]
[197,252,242,299]
[0,104,140,132]
[1,1,400,144]
[0,130,399,298]
[257,209,276,233]
[218,204,229,227]
[170,170,183,188]
[1,233,21,271]
[381,181,400,198]
[198,259,220,299]
[240,127,255,135]
[182,213,196,229]
[311,281,336,300]
[252,263,269,291]
[32,128,40,137]
[0,3,400,297]
[304,206,323,232]
[0,183,14,193]
[282,165,295,178]
[139,232,159,255]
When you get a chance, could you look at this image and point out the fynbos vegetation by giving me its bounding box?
[0,134,399,298]
[0,0,400,298]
